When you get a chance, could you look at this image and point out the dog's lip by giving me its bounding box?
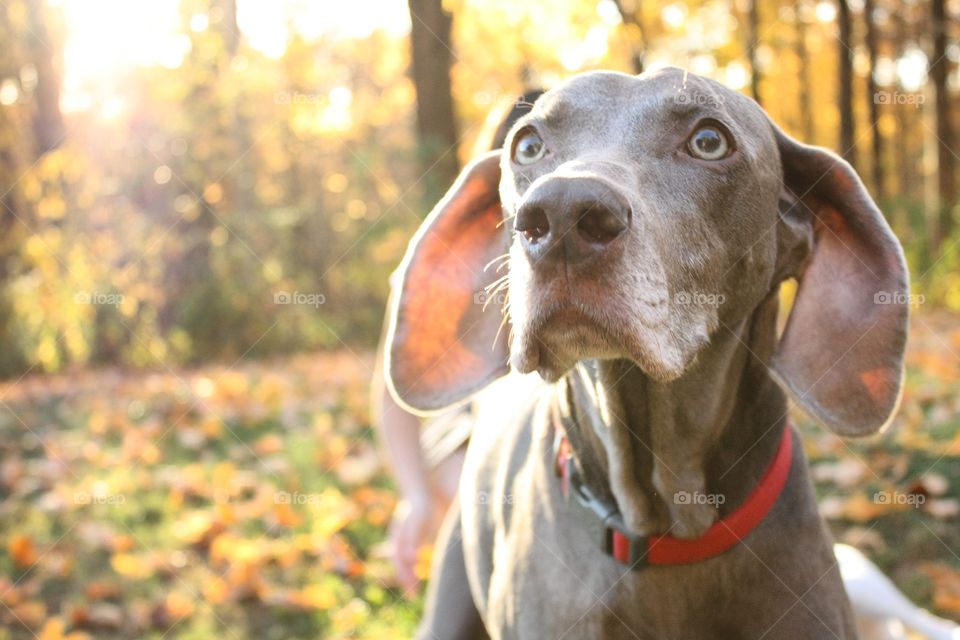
[511,296,696,382]
[526,301,608,338]
[538,304,597,331]
[512,303,612,373]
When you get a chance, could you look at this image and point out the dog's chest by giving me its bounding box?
[459,393,713,639]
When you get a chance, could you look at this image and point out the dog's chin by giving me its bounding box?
[511,312,699,384]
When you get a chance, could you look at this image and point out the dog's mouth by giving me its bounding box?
[513,305,615,381]
[509,286,702,383]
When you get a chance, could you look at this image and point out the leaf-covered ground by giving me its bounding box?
[1,313,959,639]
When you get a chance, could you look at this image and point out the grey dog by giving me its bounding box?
[386,68,910,639]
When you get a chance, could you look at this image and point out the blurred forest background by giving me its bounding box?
[1,0,960,639]
[0,0,958,375]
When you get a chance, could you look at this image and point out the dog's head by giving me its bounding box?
[386,68,908,437]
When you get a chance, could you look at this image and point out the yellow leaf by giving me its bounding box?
[842,493,894,522]
[111,553,152,579]
[200,416,223,437]
[295,583,336,610]
[39,616,65,640]
[37,196,66,220]
[165,590,195,618]
[212,462,235,486]
[273,502,303,528]
[203,183,223,204]
[110,534,135,553]
[203,576,229,604]
[254,433,283,455]
[414,543,434,583]
[172,511,217,545]
[331,598,369,631]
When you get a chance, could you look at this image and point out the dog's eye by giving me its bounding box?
[512,129,546,165]
[687,126,731,160]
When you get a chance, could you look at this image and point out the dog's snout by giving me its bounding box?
[514,177,630,266]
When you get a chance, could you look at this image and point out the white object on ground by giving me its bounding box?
[836,543,960,640]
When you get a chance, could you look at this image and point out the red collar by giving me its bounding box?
[554,425,794,567]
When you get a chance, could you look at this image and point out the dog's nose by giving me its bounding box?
[514,177,630,265]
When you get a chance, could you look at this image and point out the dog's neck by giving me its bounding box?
[556,292,791,538]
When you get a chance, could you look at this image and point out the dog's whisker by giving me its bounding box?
[483,275,509,294]
[483,253,511,272]
[482,279,510,312]
[494,307,514,350]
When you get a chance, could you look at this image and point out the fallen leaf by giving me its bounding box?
[8,534,38,569]
[111,553,153,579]
[203,576,229,604]
[38,617,66,640]
[11,600,46,627]
[165,591,195,619]
[294,583,336,610]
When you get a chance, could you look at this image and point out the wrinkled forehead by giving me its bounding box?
[515,68,775,160]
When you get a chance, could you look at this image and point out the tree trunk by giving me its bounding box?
[931,0,956,249]
[794,2,815,141]
[747,0,762,104]
[25,0,64,158]
[891,9,914,206]
[611,0,648,74]
[408,0,459,204]
[837,0,856,162]
[863,0,885,200]
[218,0,240,57]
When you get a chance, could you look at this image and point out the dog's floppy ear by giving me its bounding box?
[771,125,909,437]
[385,150,510,413]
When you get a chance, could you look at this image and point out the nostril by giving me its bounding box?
[577,204,627,244]
[515,206,550,243]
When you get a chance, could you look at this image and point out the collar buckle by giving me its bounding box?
[603,511,649,567]
[563,456,649,567]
